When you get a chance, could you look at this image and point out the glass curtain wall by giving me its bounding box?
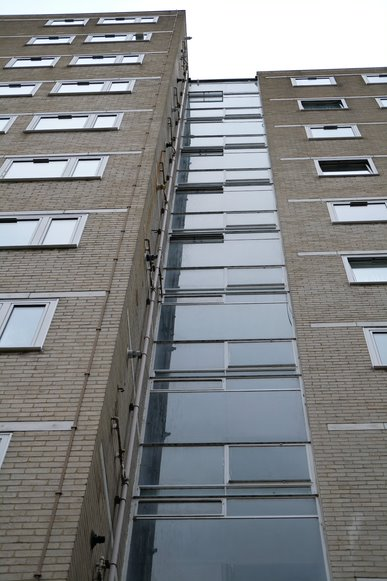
[125,80,329,581]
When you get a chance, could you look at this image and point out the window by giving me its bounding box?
[69,54,143,66]
[27,36,75,45]
[0,213,87,247]
[344,256,387,283]
[298,98,348,110]
[85,33,151,43]
[364,328,387,367]
[376,97,387,108]
[0,156,108,180]
[0,83,41,97]
[315,158,377,177]
[97,16,159,24]
[328,200,387,222]
[26,112,123,131]
[0,300,57,350]
[51,79,135,95]
[0,116,16,134]
[45,18,89,26]
[291,76,336,86]
[5,56,60,68]
[305,125,360,139]
[0,434,11,469]
[189,91,223,102]
[362,74,387,84]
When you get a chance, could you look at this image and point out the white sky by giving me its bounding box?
[1,0,386,79]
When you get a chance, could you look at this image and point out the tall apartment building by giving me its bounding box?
[1,10,387,581]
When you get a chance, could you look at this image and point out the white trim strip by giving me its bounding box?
[328,423,386,431]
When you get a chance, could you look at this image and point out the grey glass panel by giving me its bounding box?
[227,267,284,286]
[158,303,292,341]
[0,306,44,347]
[165,269,225,289]
[180,152,269,171]
[138,502,222,516]
[5,160,67,178]
[168,238,283,268]
[128,518,328,581]
[0,84,36,95]
[154,343,224,370]
[89,35,128,42]
[229,341,295,366]
[43,219,77,244]
[94,114,118,128]
[226,212,276,227]
[228,498,316,516]
[12,58,55,67]
[175,190,275,212]
[227,486,312,497]
[373,332,387,365]
[0,118,11,131]
[57,82,104,93]
[33,36,72,44]
[153,380,223,390]
[190,96,261,109]
[186,121,265,136]
[0,220,38,245]
[188,108,261,118]
[229,446,310,482]
[110,81,132,91]
[349,258,387,282]
[178,169,271,184]
[35,116,88,130]
[172,214,224,230]
[225,377,300,390]
[76,56,116,64]
[140,488,226,498]
[333,202,387,222]
[72,158,101,177]
[309,126,355,138]
[189,82,258,93]
[144,391,307,443]
[122,55,140,63]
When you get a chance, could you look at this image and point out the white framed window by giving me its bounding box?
[0,116,16,134]
[45,18,89,26]
[315,157,378,177]
[0,155,108,180]
[305,125,360,139]
[0,83,41,97]
[69,54,144,66]
[376,97,387,108]
[26,112,123,131]
[85,33,151,43]
[328,200,387,223]
[343,256,387,283]
[362,74,387,84]
[0,300,58,351]
[364,328,387,367]
[27,35,75,45]
[50,79,135,95]
[298,98,348,110]
[291,76,336,86]
[5,56,60,68]
[0,434,11,469]
[0,213,87,247]
[97,16,159,24]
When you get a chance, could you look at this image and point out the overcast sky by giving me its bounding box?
[1,0,386,79]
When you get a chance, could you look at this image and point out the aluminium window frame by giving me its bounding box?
[298,98,348,111]
[97,16,159,24]
[50,79,135,95]
[0,299,58,351]
[291,76,336,87]
[0,155,109,181]
[45,18,89,26]
[0,212,87,248]
[27,35,75,45]
[327,199,387,223]
[0,433,11,469]
[69,53,144,66]
[5,56,60,69]
[84,33,152,43]
[362,74,387,85]
[363,327,387,368]
[314,157,378,177]
[342,255,387,284]
[305,124,361,140]
[0,82,41,97]
[25,112,123,132]
[0,116,17,134]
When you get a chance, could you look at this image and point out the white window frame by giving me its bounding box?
[5,56,60,69]
[298,98,348,111]
[364,328,387,367]
[84,33,151,43]
[50,79,135,95]
[0,213,87,248]
[305,124,360,139]
[97,16,159,24]
[69,54,144,66]
[343,255,387,284]
[25,112,123,132]
[328,200,387,223]
[27,35,75,45]
[45,18,89,26]
[0,116,17,134]
[0,155,108,181]
[362,74,387,84]
[0,299,58,351]
[0,434,11,469]
[315,157,378,177]
[291,76,336,87]
[0,83,41,97]
[376,97,387,108]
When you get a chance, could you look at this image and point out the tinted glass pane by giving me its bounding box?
[94,114,118,128]
[0,220,38,245]
[5,160,67,178]
[154,343,224,370]
[43,219,77,244]
[178,169,271,184]
[227,267,284,286]
[350,259,387,282]
[373,333,387,364]
[35,116,88,130]
[153,380,223,390]
[189,82,258,93]
[229,445,310,482]
[72,159,101,177]
[228,498,316,516]
[186,121,265,136]
[0,118,11,131]
[77,56,116,64]
[174,189,275,213]
[225,377,300,390]
[333,202,387,222]
[165,269,225,289]
[310,126,355,138]
[12,58,55,67]
[229,341,295,366]
[110,81,131,91]
[138,502,222,515]
[0,306,44,347]
[181,152,269,171]
[57,82,104,93]
[144,391,307,443]
[128,518,328,581]
[0,85,35,95]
